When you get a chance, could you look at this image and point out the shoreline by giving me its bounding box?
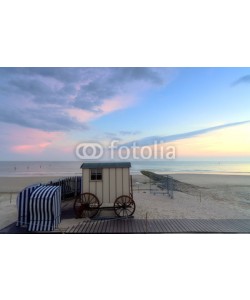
[1,172,250,178]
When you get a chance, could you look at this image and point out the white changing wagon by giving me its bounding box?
[74,162,135,218]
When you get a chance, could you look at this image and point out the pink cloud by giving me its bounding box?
[9,128,64,144]
[7,127,66,154]
[11,142,51,153]
[67,97,134,122]
[61,146,73,153]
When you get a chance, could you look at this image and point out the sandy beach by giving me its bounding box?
[0,174,250,231]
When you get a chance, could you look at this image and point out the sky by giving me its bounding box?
[0,67,250,161]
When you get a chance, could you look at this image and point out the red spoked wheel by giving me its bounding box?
[114,195,136,217]
[74,193,100,218]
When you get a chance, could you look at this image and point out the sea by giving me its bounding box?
[0,160,250,177]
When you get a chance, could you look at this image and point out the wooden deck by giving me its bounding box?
[64,218,250,234]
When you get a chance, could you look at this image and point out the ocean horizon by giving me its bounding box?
[0,160,250,177]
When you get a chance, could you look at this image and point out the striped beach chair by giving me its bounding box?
[16,184,42,227]
[28,186,61,232]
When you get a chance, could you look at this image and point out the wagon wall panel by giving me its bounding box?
[96,181,103,203]
[82,169,90,193]
[102,168,110,203]
[89,181,96,196]
[109,168,116,203]
[122,168,130,196]
[116,168,123,197]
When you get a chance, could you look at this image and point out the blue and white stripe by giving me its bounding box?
[28,186,61,232]
[16,184,41,227]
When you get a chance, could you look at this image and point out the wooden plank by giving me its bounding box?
[221,219,248,233]
[138,219,147,233]
[179,219,198,232]
[127,219,135,233]
[86,221,97,233]
[200,219,218,232]
[120,220,126,233]
[102,220,110,233]
[189,219,206,232]
[114,219,122,233]
[123,219,130,233]
[111,219,119,233]
[134,219,145,233]
[191,219,209,232]
[155,219,169,233]
[196,219,217,232]
[83,220,93,233]
[78,221,89,233]
[105,219,112,233]
[230,219,250,232]
[107,220,115,233]
[107,219,114,233]
[64,227,71,233]
[72,223,82,233]
[92,220,101,233]
[88,220,99,233]
[170,219,187,233]
[76,222,88,233]
[170,219,184,233]
[67,225,75,233]
[119,219,126,233]
[149,220,160,233]
[104,219,111,233]
[199,219,221,233]
[132,219,140,233]
[238,219,250,228]
[210,219,229,232]
[156,219,167,233]
[150,220,160,233]
[164,219,178,233]
[218,219,238,232]
[151,220,163,233]
[211,219,234,233]
[157,219,170,233]
[96,220,105,233]
[237,219,250,231]
[110,219,118,233]
[157,219,173,233]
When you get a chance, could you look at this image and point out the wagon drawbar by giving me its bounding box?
[74,162,135,219]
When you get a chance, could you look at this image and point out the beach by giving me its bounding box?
[0,174,250,231]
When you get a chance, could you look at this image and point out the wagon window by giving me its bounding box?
[90,169,102,181]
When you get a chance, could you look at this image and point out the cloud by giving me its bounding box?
[11,143,51,154]
[121,120,250,147]
[231,75,250,86]
[0,104,88,131]
[119,130,141,136]
[73,68,169,111]
[0,67,172,132]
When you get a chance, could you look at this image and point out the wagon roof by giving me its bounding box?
[80,162,131,169]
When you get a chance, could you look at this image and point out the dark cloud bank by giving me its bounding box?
[0,67,168,131]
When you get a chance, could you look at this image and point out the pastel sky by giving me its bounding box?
[0,67,250,161]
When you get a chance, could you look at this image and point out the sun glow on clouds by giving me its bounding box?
[67,97,134,122]
[11,143,51,153]
[159,123,250,158]
[9,128,66,154]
